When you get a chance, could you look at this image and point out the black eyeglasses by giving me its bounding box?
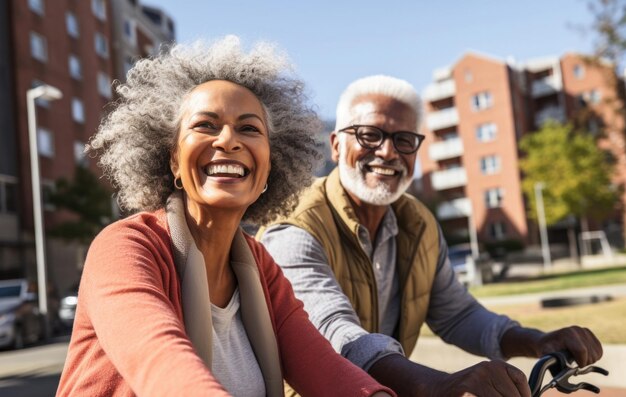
[338,125,426,154]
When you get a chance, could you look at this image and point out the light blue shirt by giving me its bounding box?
[261,214,518,371]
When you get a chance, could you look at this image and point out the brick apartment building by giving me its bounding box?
[0,0,174,295]
[417,51,626,257]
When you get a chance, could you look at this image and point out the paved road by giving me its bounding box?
[0,336,68,397]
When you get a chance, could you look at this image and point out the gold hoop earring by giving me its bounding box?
[262,184,268,194]
[174,177,183,190]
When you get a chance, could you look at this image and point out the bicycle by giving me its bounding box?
[528,351,609,396]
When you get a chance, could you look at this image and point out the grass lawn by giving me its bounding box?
[421,297,626,344]
[485,297,626,344]
[418,266,626,344]
[469,265,626,298]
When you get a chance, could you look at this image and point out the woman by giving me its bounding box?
[56,36,394,397]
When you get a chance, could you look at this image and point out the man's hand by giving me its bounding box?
[500,325,603,367]
[535,326,603,366]
[430,360,531,397]
[368,354,531,397]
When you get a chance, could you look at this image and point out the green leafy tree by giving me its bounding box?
[519,121,618,226]
[49,166,113,245]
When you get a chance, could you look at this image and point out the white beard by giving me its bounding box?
[338,142,413,206]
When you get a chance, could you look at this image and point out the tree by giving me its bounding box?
[578,0,626,243]
[588,0,626,72]
[585,0,626,136]
[519,121,618,227]
[49,166,113,245]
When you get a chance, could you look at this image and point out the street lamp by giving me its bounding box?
[26,84,62,338]
[534,182,551,269]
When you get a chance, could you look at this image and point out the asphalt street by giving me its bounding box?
[0,336,68,397]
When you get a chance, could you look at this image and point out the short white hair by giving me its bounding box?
[335,75,422,131]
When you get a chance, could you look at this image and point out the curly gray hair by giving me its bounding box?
[90,36,322,225]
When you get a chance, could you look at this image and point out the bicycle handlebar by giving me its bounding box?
[528,351,609,396]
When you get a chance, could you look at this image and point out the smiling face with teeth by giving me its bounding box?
[331,94,417,207]
[170,80,270,219]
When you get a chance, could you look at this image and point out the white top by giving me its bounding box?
[211,288,265,397]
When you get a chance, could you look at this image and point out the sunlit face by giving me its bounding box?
[171,80,270,213]
[331,94,417,206]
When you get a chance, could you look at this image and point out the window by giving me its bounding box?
[442,132,459,141]
[484,188,504,208]
[37,127,54,157]
[94,32,109,58]
[166,19,175,39]
[72,98,85,123]
[124,56,135,76]
[144,44,156,57]
[74,141,87,165]
[579,90,602,107]
[97,72,111,98]
[31,80,49,108]
[66,12,79,37]
[30,32,47,62]
[476,123,497,142]
[69,55,82,79]
[28,0,44,15]
[489,222,507,240]
[123,18,136,46]
[464,69,473,83]
[471,91,492,111]
[41,180,56,211]
[589,89,601,104]
[92,0,106,20]
[573,64,585,79]
[588,117,601,135]
[0,177,18,214]
[480,155,501,175]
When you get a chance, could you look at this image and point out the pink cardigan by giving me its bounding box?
[56,210,393,397]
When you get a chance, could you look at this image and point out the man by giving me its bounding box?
[258,75,602,396]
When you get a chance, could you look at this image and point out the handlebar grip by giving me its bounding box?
[528,355,558,396]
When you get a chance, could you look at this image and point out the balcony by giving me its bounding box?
[423,79,456,102]
[531,75,562,98]
[437,197,472,220]
[426,107,459,131]
[428,137,463,161]
[535,106,565,127]
[431,167,467,190]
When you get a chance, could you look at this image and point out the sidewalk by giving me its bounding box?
[500,253,626,280]
[477,283,626,306]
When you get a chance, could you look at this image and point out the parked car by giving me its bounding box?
[448,244,474,285]
[0,279,43,349]
[58,284,79,330]
[448,244,494,286]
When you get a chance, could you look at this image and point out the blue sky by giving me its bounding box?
[145,0,597,121]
